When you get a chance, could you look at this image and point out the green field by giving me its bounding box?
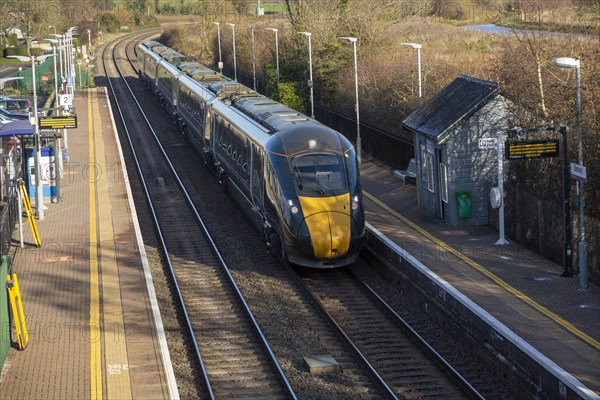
[0,58,28,65]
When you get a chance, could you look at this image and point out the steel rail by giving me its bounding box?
[349,270,486,400]
[104,32,297,400]
[101,32,215,399]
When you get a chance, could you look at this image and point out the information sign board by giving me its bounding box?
[570,163,587,182]
[58,94,72,106]
[39,116,78,129]
[478,138,497,149]
[505,139,559,160]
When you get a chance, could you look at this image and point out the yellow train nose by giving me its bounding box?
[299,194,351,260]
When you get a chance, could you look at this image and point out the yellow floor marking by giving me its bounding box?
[364,191,600,351]
[88,89,103,400]
[93,88,133,399]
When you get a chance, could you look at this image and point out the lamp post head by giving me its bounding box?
[298,31,311,37]
[401,42,422,49]
[266,28,278,33]
[339,36,357,43]
[553,57,580,69]
[248,25,254,30]
[227,23,235,28]
[213,22,220,26]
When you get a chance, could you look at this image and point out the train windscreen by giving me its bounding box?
[290,153,348,197]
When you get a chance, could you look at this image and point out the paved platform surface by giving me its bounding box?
[0,89,176,399]
[360,160,600,396]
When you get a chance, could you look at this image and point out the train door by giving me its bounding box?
[250,143,264,212]
[204,107,212,148]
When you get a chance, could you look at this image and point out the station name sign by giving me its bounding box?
[39,116,78,129]
[505,139,559,160]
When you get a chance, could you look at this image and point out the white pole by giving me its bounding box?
[416,47,422,108]
[274,30,279,84]
[307,34,314,119]
[227,24,237,81]
[52,46,58,101]
[52,45,63,182]
[298,32,314,119]
[214,23,222,74]
[32,56,45,220]
[267,28,279,84]
[496,137,508,245]
[351,40,360,165]
[574,64,587,290]
[249,26,256,91]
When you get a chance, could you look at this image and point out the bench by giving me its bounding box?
[393,158,417,186]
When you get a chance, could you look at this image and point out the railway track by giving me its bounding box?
[296,267,485,399]
[101,31,296,399]
[97,30,503,399]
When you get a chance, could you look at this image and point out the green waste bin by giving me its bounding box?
[456,190,471,219]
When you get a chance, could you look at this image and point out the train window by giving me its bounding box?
[237,156,242,165]
[290,154,347,196]
[242,163,248,172]
[233,151,237,160]
[227,145,232,155]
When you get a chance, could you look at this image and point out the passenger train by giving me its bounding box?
[137,40,365,268]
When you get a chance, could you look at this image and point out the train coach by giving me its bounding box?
[137,41,365,268]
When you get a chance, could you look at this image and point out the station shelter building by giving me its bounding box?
[402,74,513,227]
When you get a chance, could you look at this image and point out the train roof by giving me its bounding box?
[178,74,217,103]
[233,97,319,133]
[177,61,204,72]
[187,68,223,82]
[142,40,163,49]
[212,100,272,147]
[164,54,187,66]
[208,81,257,100]
[157,58,183,77]
[266,124,350,157]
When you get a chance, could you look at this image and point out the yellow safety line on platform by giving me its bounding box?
[364,191,600,351]
[88,90,103,400]
[93,88,133,400]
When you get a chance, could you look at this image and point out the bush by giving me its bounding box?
[3,47,42,57]
[98,13,120,33]
[276,82,307,114]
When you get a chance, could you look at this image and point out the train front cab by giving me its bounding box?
[264,128,364,268]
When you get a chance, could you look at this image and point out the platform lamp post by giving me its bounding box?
[50,34,64,86]
[12,56,46,219]
[401,42,423,108]
[266,28,279,84]
[87,28,91,51]
[248,25,257,91]
[339,36,361,165]
[553,56,588,290]
[297,31,314,118]
[213,22,223,74]
[226,23,237,81]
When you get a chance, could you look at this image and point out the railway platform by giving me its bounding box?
[360,160,600,398]
[0,88,178,399]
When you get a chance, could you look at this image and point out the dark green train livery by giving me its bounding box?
[137,40,365,268]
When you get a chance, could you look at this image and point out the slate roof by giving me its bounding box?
[402,74,499,142]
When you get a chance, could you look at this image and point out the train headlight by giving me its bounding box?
[288,200,299,214]
[351,195,360,211]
